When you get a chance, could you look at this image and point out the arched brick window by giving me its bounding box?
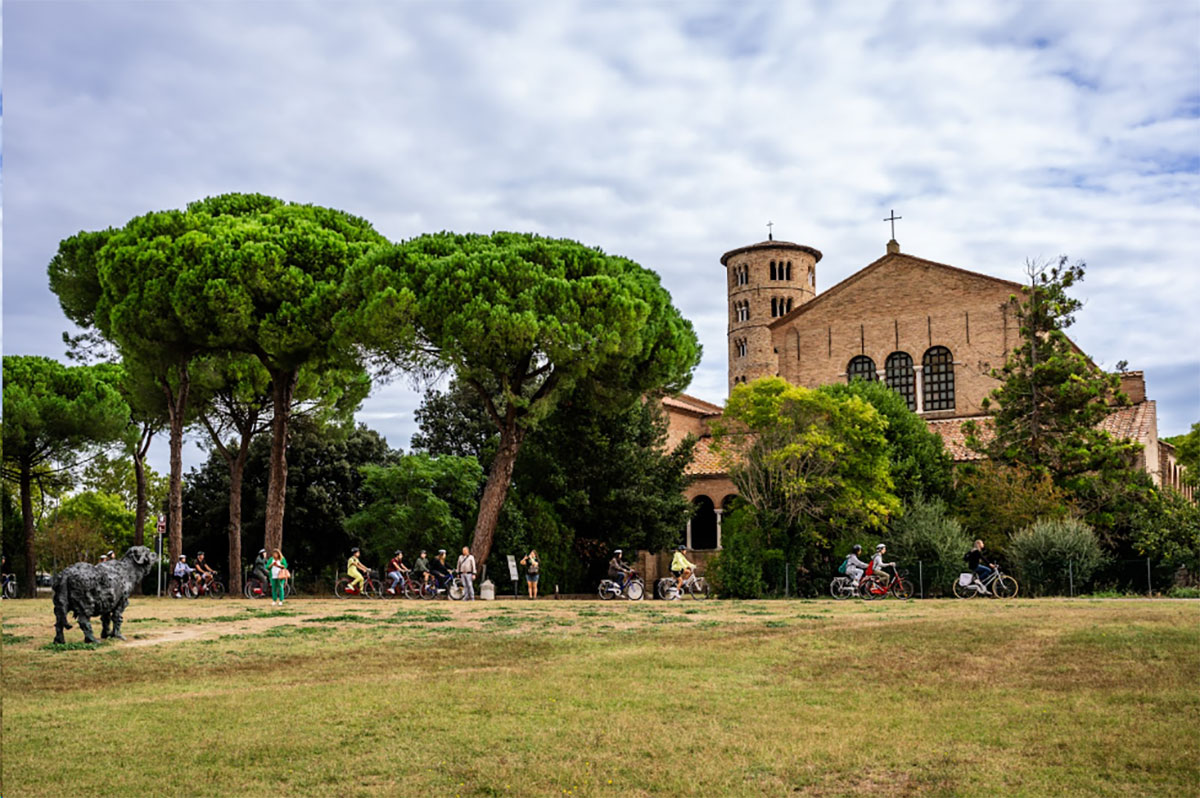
[847,355,877,383]
[922,346,955,411]
[786,261,793,280]
[770,261,777,280]
[786,297,793,313]
[885,352,916,411]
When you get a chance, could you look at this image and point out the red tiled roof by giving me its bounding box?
[685,437,726,476]
[926,416,991,462]
[663,393,723,417]
[1098,400,1156,443]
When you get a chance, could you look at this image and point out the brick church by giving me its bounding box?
[659,232,1192,555]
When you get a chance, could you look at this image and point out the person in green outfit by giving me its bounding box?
[267,548,289,606]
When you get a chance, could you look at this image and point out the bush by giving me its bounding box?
[954,463,1071,555]
[889,495,972,597]
[1008,518,1105,596]
[708,507,765,599]
[1167,586,1200,599]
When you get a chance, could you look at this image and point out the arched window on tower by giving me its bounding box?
[847,355,878,383]
[786,297,793,313]
[884,352,916,411]
[809,268,815,287]
[786,261,793,280]
[770,297,777,317]
[770,261,777,280]
[923,346,955,411]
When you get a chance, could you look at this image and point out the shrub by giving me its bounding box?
[1008,518,1105,596]
[889,495,972,597]
[954,463,1071,555]
[708,507,765,599]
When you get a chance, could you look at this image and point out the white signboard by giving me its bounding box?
[506,554,519,581]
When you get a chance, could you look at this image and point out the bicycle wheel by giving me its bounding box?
[625,580,645,601]
[208,581,225,599]
[448,577,465,601]
[243,579,255,599]
[890,577,912,600]
[364,579,383,598]
[951,578,975,599]
[3,581,16,599]
[830,578,849,600]
[859,576,882,600]
[334,577,352,599]
[688,579,711,600]
[655,578,671,600]
[993,575,1019,598]
[598,581,615,600]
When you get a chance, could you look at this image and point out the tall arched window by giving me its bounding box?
[786,261,793,280]
[786,297,793,313]
[809,268,815,287]
[691,496,718,549]
[770,261,777,280]
[885,352,916,411]
[846,355,877,382]
[923,346,955,411]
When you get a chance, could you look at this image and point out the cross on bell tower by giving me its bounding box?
[767,221,774,241]
[884,209,902,254]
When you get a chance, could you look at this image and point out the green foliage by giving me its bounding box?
[1008,518,1106,596]
[965,257,1143,537]
[80,452,168,519]
[348,231,702,562]
[711,377,898,555]
[889,495,972,597]
[708,506,766,599]
[346,454,484,566]
[818,380,954,502]
[953,462,1071,554]
[1130,488,1200,571]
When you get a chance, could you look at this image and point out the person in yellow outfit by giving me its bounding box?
[671,545,695,594]
[347,547,368,594]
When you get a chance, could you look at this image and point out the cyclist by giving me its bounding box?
[869,543,896,587]
[251,549,271,594]
[412,549,430,587]
[671,545,695,593]
[843,545,869,589]
[429,549,452,592]
[346,547,369,594]
[964,540,996,595]
[98,553,108,563]
[193,551,216,592]
[385,550,410,595]
[1,555,10,598]
[172,554,193,597]
[608,549,631,587]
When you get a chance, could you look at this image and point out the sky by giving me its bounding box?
[3,0,1198,476]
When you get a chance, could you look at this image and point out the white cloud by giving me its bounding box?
[4,0,1198,476]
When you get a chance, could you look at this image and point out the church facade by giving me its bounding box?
[661,234,1191,553]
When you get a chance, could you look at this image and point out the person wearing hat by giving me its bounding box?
[172,554,193,597]
[346,547,368,594]
[98,553,108,564]
[385,550,409,595]
[870,543,896,588]
[251,548,271,595]
[607,549,631,585]
[670,545,696,594]
[843,545,869,589]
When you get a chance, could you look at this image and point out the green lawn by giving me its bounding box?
[3,597,1197,797]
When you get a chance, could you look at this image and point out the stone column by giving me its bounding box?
[914,366,925,414]
[714,508,724,550]
[686,517,693,550]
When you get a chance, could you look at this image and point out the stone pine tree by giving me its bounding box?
[2,356,129,596]
[964,257,1142,513]
[348,232,701,564]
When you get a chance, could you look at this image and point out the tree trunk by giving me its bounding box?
[470,424,526,565]
[263,370,297,556]
[20,466,37,598]
[227,452,247,595]
[132,447,148,547]
[163,364,191,566]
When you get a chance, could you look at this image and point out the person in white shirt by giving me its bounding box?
[870,543,896,587]
[456,546,477,601]
[172,555,193,597]
[844,545,869,588]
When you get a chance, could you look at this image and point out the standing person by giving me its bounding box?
[267,548,289,606]
[457,546,477,601]
[520,549,540,599]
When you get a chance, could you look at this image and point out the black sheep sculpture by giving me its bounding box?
[53,546,158,644]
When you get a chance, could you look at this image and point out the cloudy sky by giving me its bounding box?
[4,0,1198,474]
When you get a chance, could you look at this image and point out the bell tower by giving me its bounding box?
[723,234,822,394]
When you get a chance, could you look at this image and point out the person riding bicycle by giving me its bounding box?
[412,550,430,586]
[964,540,996,595]
[193,551,216,591]
[347,547,369,593]
[843,545,869,588]
[671,545,695,593]
[608,550,632,586]
[869,543,896,587]
[251,549,271,592]
[385,550,410,594]
[429,549,452,590]
[172,554,193,596]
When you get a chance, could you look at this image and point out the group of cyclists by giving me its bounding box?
[838,538,1001,596]
[172,551,219,597]
[339,546,478,599]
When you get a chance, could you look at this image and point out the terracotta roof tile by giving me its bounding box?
[925,416,992,462]
[663,393,723,417]
[1098,401,1156,443]
[685,437,726,476]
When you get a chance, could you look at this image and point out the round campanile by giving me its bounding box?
[722,238,822,394]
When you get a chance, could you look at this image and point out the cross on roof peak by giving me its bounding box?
[884,209,902,240]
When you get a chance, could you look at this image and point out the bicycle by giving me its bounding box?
[334,569,383,598]
[2,574,17,600]
[187,572,225,599]
[429,571,465,601]
[599,570,644,601]
[659,570,710,600]
[244,570,295,599]
[952,566,1018,599]
[859,565,913,600]
[829,574,860,600]
[380,570,429,599]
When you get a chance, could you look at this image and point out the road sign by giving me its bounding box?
[506,555,519,582]
[156,516,166,534]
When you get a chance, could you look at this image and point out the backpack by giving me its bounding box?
[837,557,849,575]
